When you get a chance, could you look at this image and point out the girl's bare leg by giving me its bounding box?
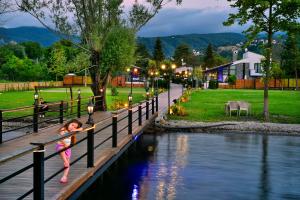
[59,151,69,167]
[59,151,70,183]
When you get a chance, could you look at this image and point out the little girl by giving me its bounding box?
[56,119,83,183]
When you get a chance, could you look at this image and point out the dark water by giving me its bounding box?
[81,133,300,200]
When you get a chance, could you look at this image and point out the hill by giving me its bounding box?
[137,33,246,57]
[0,27,246,56]
[0,26,63,46]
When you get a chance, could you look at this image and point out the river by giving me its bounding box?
[80,132,300,200]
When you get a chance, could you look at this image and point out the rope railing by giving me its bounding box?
[0,96,159,200]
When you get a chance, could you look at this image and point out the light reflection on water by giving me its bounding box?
[81,133,300,200]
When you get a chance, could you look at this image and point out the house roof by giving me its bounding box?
[204,51,264,73]
[204,63,232,73]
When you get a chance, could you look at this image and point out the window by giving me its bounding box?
[229,65,236,75]
[254,63,262,73]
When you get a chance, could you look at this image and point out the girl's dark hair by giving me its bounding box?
[62,119,82,131]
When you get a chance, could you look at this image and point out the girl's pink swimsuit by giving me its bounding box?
[55,132,71,158]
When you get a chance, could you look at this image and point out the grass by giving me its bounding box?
[170,89,300,124]
[0,87,148,118]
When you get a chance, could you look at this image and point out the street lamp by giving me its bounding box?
[34,91,39,105]
[161,63,176,114]
[86,100,94,125]
[128,94,133,107]
[146,90,150,100]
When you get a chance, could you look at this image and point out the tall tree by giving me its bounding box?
[153,38,165,67]
[18,0,182,110]
[224,0,300,121]
[21,41,44,60]
[203,43,215,68]
[281,29,300,90]
[173,43,192,67]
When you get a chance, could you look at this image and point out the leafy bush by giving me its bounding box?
[170,104,187,116]
[208,80,218,89]
[227,75,237,85]
[109,99,127,110]
[111,87,119,96]
[180,90,191,103]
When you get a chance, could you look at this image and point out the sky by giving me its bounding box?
[1,0,247,37]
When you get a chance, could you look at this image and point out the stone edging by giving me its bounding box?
[155,113,300,135]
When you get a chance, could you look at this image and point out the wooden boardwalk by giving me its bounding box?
[0,84,182,200]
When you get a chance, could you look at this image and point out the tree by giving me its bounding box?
[48,47,67,81]
[153,38,165,67]
[21,41,44,60]
[4,43,26,59]
[203,43,215,68]
[281,30,300,90]
[173,44,193,67]
[224,0,300,121]
[1,55,47,81]
[19,0,182,110]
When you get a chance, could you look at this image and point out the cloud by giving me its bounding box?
[137,8,247,37]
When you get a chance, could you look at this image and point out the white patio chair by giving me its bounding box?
[238,101,251,116]
[228,101,239,116]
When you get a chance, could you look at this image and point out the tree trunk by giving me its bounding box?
[295,67,298,90]
[89,50,108,111]
[263,4,273,122]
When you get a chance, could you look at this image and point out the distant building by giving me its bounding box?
[175,66,193,75]
[205,51,265,82]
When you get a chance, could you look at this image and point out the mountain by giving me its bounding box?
[0,26,246,56]
[138,33,246,57]
[0,26,63,46]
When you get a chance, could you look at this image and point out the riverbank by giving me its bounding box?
[155,115,300,135]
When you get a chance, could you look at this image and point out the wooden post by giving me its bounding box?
[87,127,94,167]
[146,101,149,120]
[138,104,142,126]
[0,110,2,144]
[33,145,45,200]
[152,98,155,115]
[33,104,38,133]
[59,101,64,124]
[128,109,132,135]
[77,96,81,118]
[112,114,117,147]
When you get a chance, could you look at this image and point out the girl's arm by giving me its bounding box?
[74,127,83,132]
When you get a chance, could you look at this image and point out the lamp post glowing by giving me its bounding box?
[86,100,94,125]
[161,63,176,114]
[34,92,39,105]
[128,94,133,108]
[146,90,150,100]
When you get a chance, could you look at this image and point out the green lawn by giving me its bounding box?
[170,89,300,124]
[0,87,147,117]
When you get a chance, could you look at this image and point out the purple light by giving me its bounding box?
[131,184,139,200]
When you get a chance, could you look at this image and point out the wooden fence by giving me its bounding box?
[64,75,144,88]
[0,81,63,92]
[219,78,299,89]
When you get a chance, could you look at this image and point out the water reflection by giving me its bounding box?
[260,135,269,200]
[81,133,300,200]
[159,135,188,200]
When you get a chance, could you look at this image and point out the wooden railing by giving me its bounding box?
[0,96,158,199]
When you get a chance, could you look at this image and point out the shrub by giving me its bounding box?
[111,87,119,96]
[109,99,127,110]
[208,80,218,89]
[179,89,191,103]
[170,104,187,116]
[227,75,237,85]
